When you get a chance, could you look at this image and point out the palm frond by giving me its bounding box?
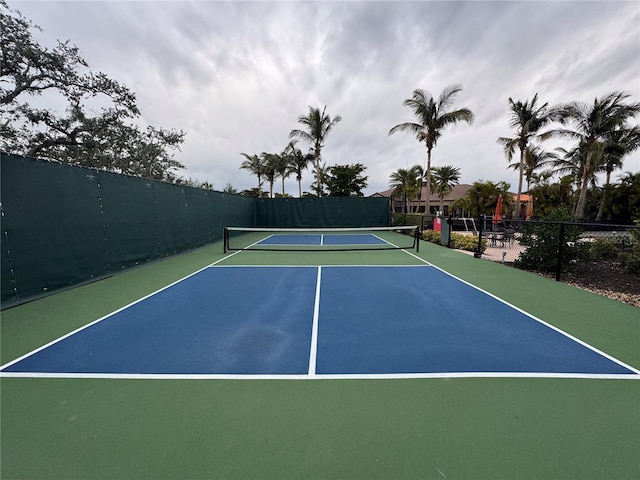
[496,136,518,160]
[437,84,463,112]
[388,122,423,137]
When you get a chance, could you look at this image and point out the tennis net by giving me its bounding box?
[223,225,420,252]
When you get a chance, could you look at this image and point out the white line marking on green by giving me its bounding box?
[308,266,322,375]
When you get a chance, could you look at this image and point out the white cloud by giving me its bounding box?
[8,0,640,194]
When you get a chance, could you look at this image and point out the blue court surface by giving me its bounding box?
[257,233,387,246]
[1,265,637,377]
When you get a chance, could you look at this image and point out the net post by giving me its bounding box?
[474,216,483,258]
[555,222,565,281]
[223,227,228,254]
[415,226,420,252]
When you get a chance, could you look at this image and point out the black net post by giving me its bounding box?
[555,222,566,281]
[475,216,484,258]
[415,226,420,252]
[223,227,228,254]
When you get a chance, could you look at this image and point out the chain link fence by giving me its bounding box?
[475,217,640,305]
[394,213,640,306]
[475,217,638,274]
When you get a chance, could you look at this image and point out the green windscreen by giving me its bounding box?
[1,153,391,308]
[254,197,390,227]
[1,155,110,306]
[99,172,159,268]
[0,154,256,308]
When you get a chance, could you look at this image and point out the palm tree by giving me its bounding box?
[389,165,422,214]
[529,175,575,217]
[610,171,640,223]
[309,162,329,197]
[453,180,512,218]
[507,145,557,193]
[595,125,640,221]
[497,93,559,219]
[431,165,461,215]
[239,153,265,198]
[546,91,640,220]
[273,151,291,196]
[548,145,591,214]
[389,85,474,215]
[289,106,342,197]
[260,152,278,198]
[283,140,312,197]
[550,145,584,182]
[407,165,423,212]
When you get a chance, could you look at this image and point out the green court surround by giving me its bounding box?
[1,241,639,479]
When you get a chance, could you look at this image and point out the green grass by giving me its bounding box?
[1,240,639,479]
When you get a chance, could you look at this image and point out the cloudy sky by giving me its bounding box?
[10,0,640,195]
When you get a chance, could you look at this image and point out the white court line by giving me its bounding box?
[0,251,243,372]
[3,245,637,380]
[384,237,432,263]
[399,248,640,376]
[190,259,640,380]
[371,233,400,247]
[212,245,637,378]
[0,372,637,380]
[255,234,275,244]
[308,266,322,375]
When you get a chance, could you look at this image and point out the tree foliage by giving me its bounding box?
[606,171,640,224]
[260,152,279,198]
[497,94,559,218]
[451,180,512,218]
[528,175,575,218]
[389,85,473,214]
[1,2,185,182]
[431,165,461,213]
[389,165,422,213]
[240,153,265,197]
[285,140,313,198]
[514,208,588,274]
[326,163,368,197]
[289,106,342,196]
[545,92,640,220]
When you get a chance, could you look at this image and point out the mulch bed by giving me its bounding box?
[533,260,640,308]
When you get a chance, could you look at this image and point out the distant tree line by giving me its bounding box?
[388,85,640,223]
[239,106,368,198]
[4,2,637,214]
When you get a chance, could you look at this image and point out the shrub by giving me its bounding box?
[449,232,486,252]
[589,239,620,260]
[421,229,441,244]
[620,254,640,275]
[514,208,584,274]
[420,229,485,253]
[620,241,640,275]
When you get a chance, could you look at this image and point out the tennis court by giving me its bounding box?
[1,228,639,479]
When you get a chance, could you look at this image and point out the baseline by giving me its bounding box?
[0,252,241,372]
[397,249,640,376]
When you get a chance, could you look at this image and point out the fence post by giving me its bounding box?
[474,216,483,258]
[555,222,566,281]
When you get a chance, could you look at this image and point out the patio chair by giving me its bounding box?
[502,228,515,248]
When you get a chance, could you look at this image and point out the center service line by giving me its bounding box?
[308,266,322,375]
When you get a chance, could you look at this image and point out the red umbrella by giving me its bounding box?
[493,194,503,225]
